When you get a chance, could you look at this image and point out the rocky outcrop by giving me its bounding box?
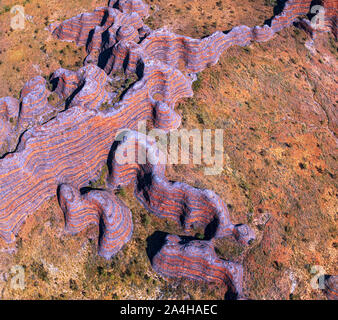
[0,0,336,299]
[58,184,133,259]
[0,76,59,157]
[0,62,191,242]
[151,234,244,299]
[0,58,193,243]
[322,0,337,37]
[0,97,20,156]
[109,0,149,18]
[50,6,149,58]
[106,131,254,297]
[51,0,336,76]
[51,64,111,110]
[270,0,313,32]
[20,76,55,126]
[109,131,255,244]
[323,275,338,300]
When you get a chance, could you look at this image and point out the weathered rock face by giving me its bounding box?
[0,97,20,156]
[51,0,336,75]
[109,131,255,244]
[323,275,338,300]
[52,64,110,110]
[151,234,244,299]
[58,184,133,260]
[0,76,58,157]
[0,63,191,243]
[0,0,336,299]
[296,0,338,38]
[106,131,254,297]
[321,0,337,36]
[20,76,55,126]
[50,6,149,58]
[109,0,149,18]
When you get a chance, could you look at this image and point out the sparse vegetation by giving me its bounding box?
[264,0,277,7]
[30,261,48,282]
[89,164,108,189]
[0,0,336,301]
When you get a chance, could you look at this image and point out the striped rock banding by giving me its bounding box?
[51,0,337,77]
[49,7,110,46]
[323,275,338,300]
[288,0,337,38]
[108,131,256,244]
[0,58,192,243]
[0,76,61,157]
[100,40,144,75]
[151,234,244,299]
[141,0,337,73]
[0,97,20,156]
[269,0,314,33]
[322,0,338,37]
[116,25,140,43]
[51,64,111,110]
[58,184,133,259]
[0,0,336,298]
[50,6,149,59]
[109,0,149,18]
[152,100,181,131]
[20,76,55,127]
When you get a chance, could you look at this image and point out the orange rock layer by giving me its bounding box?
[0,0,337,299]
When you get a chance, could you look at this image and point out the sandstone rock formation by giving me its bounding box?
[109,0,149,18]
[51,0,337,76]
[0,76,60,157]
[323,275,338,300]
[0,0,336,299]
[320,0,337,37]
[58,184,133,259]
[151,234,244,299]
[0,97,20,156]
[109,131,255,244]
[51,64,111,109]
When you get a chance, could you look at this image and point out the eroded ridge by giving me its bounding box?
[51,0,336,76]
[58,184,133,259]
[0,59,191,243]
[321,0,337,37]
[109,131,255,244]
[108,0,149,18]
[0,76,60,157]
[49,3,150,62]
[0,0,337,299]
[104,131,254,297]
[323,275,338,300]
[151,234,244,299]
[51,64,111,109]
